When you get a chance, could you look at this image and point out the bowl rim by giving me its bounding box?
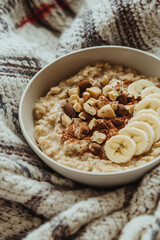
[19,45,160,176]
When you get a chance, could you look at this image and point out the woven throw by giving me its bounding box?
[0,0,160,239]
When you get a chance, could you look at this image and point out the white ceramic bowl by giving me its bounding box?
[19,46,160,187]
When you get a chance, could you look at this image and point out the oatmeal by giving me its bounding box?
[33,62,160,172]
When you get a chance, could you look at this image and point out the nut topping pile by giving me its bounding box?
[34,62,160,170]
[61,78,137,156]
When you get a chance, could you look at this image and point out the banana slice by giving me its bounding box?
[127,121,155,151]
[129,113,160,142]
[104,135,136,164]
[134,98,160,116]
[128,80,154,99]
[146,93,160,101]
[141,86,160,99]
[134,109,160,119]
[119,127,149,155]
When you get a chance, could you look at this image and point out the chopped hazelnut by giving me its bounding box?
[69,94,80,105]
[86,87,101,99]
[90,131,106,144]
[110,101,118,111]
[97,104,116,118]
[82,92,91,102]
[80,122,90,134]
[101,75,109,85]
[96,119,108,129]
[89,118,97,130]
[70,100,77,106]
[48,86,61,95]
[86,98,97,106]
[107,91,118,101]
[73,102,83,112]
[78,111,92,121]
[97,95,110,108]
[68,87,80,96]
[102,85,113,96]
[115,104,129,117]
[74,127,82,139]
[78,98,84,106]
[58,91,67,99]
[125,105,135,114]
[89,142,101,155]
[83,102,96,116]
[73,118,82,126]
[60,113,72,127]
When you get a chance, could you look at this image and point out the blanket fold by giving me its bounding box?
[0,0,159,239]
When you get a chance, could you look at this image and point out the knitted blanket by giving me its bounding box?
[0,0,160,239]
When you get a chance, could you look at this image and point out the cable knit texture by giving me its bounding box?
[0,0,160,239]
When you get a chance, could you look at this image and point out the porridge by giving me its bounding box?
[33,62,160,172]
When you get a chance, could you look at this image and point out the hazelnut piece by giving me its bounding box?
[97,95,110,108]
[68,87,80,96]
[69,94,79,105]
[102,85,113,96]
[96,119,108,130]
[86,87,101,99]
[89,118,97,130]
[83,102,96,116]
[107,91,118,101]
[87,98,97,106]
[48,86,61,95]
[80,122,90,134]
[60,113,72,127]
[78,111,92,121]
[89,142,101,155]
[125,105,135,114]
[90,131,106,144]
[110,101,118,111]
[101,75,109,85]
[78,98,84,106]
[82,92,91,102]
[73,102,83,113]
[115,104,129,117]
[97,104,116,118]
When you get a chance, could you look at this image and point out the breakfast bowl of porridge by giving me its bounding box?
[19,46,160,187]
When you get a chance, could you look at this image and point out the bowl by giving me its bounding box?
[19,46,160,187]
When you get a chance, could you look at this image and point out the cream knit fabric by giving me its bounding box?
[0,0,160,239]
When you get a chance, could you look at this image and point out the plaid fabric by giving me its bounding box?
[0,0,160,239]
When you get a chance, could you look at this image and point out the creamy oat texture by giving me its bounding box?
[34,62,160,172]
